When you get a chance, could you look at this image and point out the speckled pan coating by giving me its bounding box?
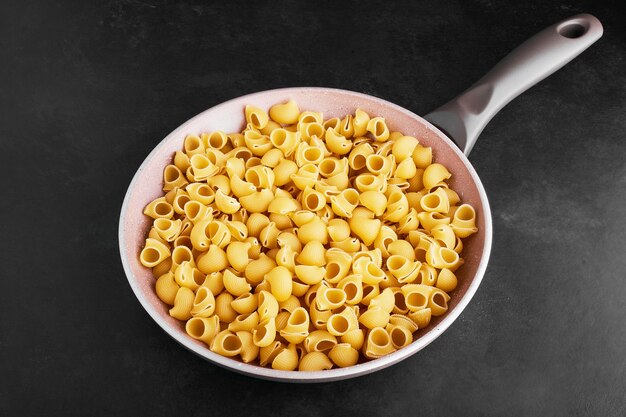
[119,87,493,382]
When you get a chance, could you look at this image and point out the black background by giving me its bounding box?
[2,1,625,416]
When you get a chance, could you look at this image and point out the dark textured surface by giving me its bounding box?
[1,1,625,416]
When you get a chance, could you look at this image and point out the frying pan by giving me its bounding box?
[119,14,602,382]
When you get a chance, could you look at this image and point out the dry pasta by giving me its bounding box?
[139,101,479,370]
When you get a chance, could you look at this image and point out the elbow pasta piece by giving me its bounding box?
[363,327,395,359]
[186,315,220,346]
[228,312,260,332]
[269,100,300,124]
[366,117,390,142]
[272,343,299,371]
[210,330,242,357]
[236,330,260,363]
[169,287,195,320]
[299,352,333,371]
[140,238,171,268]
[140,101,479,370]
[155,272,179,305]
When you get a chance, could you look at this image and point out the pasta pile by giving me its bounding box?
[139,100,478,371]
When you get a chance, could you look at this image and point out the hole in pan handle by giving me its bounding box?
[424,13,603,156]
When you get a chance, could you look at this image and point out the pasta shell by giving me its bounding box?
[169,287,194,320]
[328,343,359,368]
[140,238,171,268]
[196,245,228,274]
[297,216,328,244]
[299,352,333,371]
[363,327,395,359]
[348,217,381,246]
[230,293,258,315]
[210,330,242,357]
[202,271,224,295]
[252,317,277,348]
[214,292,238,323]
[245,254,277,284]
[296,241,326,267]
[259,341,285,367]
[228,312,260,332]
[269,100,300,124]
[387,324,413,349]
[423,163,451,190]
[272,344,299,371]
[265,266,293,302]
[412,144,432,168]
[341,328,365,350]
[369,288,395,314]
[402,284,435,312]
[358,306,390,329]
[409,308,432,329]
[257,290,279,322]
[304,330,337,353]
[155,272,179,305]
[236,331,260,363]
[222,270,251,297]
[315,286,347,311]
[186,315,220,345]
[190,286,215,317]
[388,314,418,333]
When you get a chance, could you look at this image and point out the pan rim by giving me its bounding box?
[118,86,493,382]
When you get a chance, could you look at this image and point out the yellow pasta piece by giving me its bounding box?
[363,327,395,359]
[140,238,171,268]
[299,351,333,371]
[174,261,205,291]
[245,105,269,130]
[252,317,277,348]
[279,307,310,344]
[366,117,390,142]
[428,288,451,316]
[230,292,258,315]
[409,308,432,329]
[315,286,347,311]
[412,144,433,168]
[210,330,242,357]
[169,287,194,320]
[358,306,390,329]
[196,245,228,274]
[402,284,435,312]
[245,253,276,284]
[186,315,220,345]
[325,128,352,155]
[392,135,419,162]
[329,343,359,368]
[214,292,237,323]
[341,328,365,350]
[228,312,260,333]
[268,100,300,124]
[327,307,359,336]
[387,324,413,349]
[239,189,274,213]
[236,330,260,363]
[304,330,337,353]
[436,268,458,292]
[423,163,452,190]
[265,265,293,302]
[155,272,179,305]
[257,290,279,322]
[144,197,174,220]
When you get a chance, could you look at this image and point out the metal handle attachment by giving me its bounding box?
[424,14,603,156]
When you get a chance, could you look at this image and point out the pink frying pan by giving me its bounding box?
[119,14,602,382]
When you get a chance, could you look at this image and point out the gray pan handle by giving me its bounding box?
[424,14,603,156]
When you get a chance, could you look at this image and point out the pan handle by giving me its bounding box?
[424,13,603,156]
